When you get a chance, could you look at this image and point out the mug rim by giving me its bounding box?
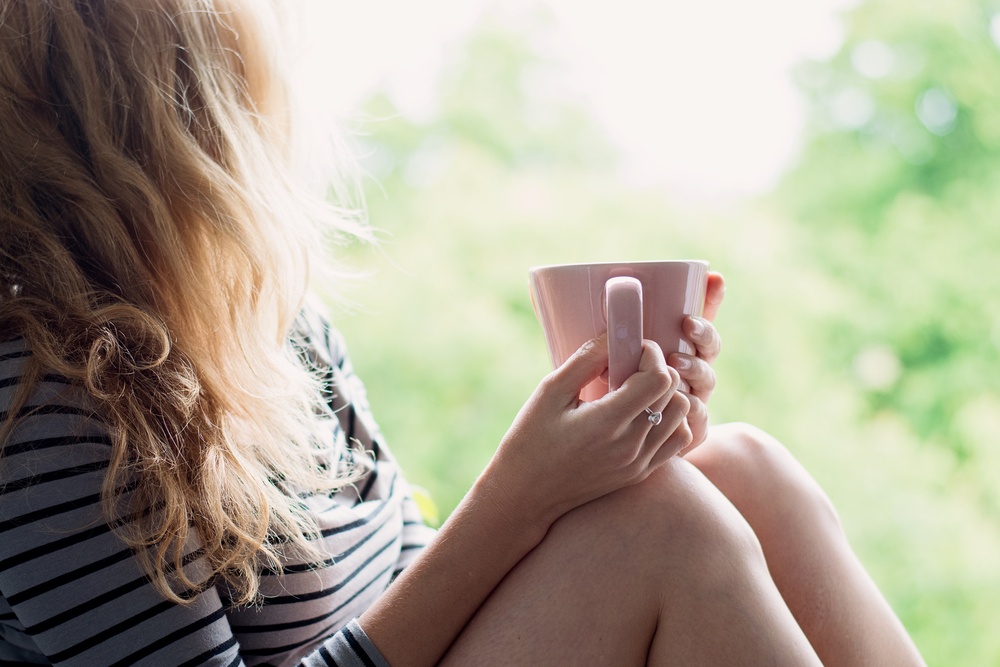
[529,259,709,273]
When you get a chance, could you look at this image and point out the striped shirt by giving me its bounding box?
[0,308,435,666]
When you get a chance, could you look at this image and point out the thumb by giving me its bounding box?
[548,335,608,396]
[702,272,726,322]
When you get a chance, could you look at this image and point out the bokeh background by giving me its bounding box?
[304,0,1000,663]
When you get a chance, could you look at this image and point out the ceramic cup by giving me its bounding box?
[529,260,709,401]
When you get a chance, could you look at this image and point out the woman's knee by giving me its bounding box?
[686,422,843,536]
[547,458,770,589]
[441,460,776,665]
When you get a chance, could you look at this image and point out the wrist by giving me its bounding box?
[359,463,549,667]
[466,454,555,550]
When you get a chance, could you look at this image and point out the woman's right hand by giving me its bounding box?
[486,336,691,532]
[360,339,688,667]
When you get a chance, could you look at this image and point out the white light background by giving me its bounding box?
[298,0,859,201]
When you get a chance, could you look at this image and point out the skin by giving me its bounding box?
[685,423,928,667]
[668,271,725,449]
[359,271,925,666]
[671,273,924,665]
[361,334,699,666]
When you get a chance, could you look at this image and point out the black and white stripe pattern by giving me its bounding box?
[0,309,434,666]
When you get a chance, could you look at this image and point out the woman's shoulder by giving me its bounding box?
[1,336,40,407]
[0,336,31,370]
[0,335,89,409]
[0,335,112,481]
[290,294,352,371]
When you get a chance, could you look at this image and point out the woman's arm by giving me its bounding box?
[0,337,415,667]
[359,336,691,666]
[0,361,245,666]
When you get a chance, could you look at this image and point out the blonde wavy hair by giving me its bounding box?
[0,0,367,604]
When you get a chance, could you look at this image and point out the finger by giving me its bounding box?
[548,334,609,398]
[667,353,716,403]
[702,272,726,322]
[613,358,685,449]
[658,390,690,434]
[602,340,679,415]
[682,393,709,451]
[644,393,693,469]
[683,316,722,363]
[650,420,694,469]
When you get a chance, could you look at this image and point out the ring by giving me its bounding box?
[644,407,663,426]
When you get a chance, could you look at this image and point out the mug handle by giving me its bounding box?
[606,277,643,392]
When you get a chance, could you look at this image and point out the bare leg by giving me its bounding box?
[684,422,926,667]
[441,457,822,666]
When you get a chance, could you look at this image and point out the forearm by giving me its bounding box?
[358,459,552,667]
[358,337,686,666]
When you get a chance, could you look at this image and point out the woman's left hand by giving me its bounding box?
[668,271,725,452]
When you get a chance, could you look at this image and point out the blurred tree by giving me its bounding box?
[359,15,618,188]
[330,5,1000,663]
[339,12,626,515]
[778,0,1000,510]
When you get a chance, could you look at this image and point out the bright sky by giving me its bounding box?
[302,0,859,200]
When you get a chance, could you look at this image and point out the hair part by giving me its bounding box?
[0,0,368,604]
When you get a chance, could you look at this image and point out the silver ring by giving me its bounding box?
[645,407,663,426]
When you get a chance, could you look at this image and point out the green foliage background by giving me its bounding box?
[330,2,1000,663]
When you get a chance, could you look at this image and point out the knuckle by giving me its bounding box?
[686,397,705,424]
[703,368,717,391]
[672,391,691,415]
[677,420,694,449]
[657,367,677,394]
[686,360,708,386]
[644,339,667,366]
[537,372,560,395]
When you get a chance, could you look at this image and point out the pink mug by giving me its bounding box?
[529,260,709,401]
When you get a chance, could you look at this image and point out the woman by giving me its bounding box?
[0,1,925,665]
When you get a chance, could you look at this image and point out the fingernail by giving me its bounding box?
[674,356,691,370]
[690,318,705,336]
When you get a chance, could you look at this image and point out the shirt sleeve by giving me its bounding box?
[0,371,401,667]
[298,620,391,667]
[1,319,432,667]
[0,368,244,666]
[298,303,438,574]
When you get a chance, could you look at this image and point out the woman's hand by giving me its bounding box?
[487,336,691,532]
[361,337,687,667]
[668,272,725,452]
[359,316,705,667]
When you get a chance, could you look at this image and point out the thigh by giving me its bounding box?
[440,458,820,667]
[685,422,926,667]
[440,465,671,666]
